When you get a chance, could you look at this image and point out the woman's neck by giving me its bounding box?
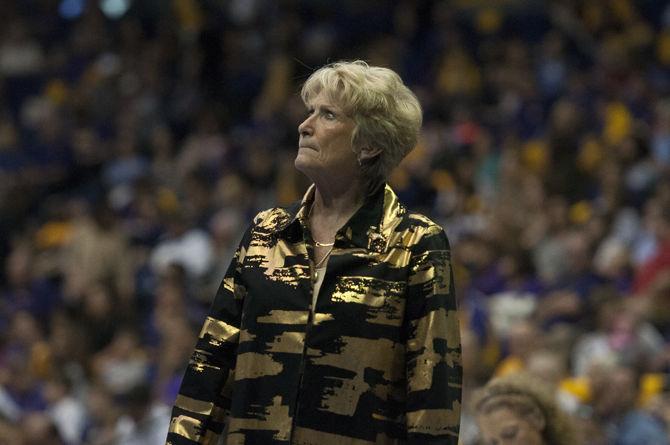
[309,178,366,239]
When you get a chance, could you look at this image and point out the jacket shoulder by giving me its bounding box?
[386,209,449,254]
[403,212,446,238]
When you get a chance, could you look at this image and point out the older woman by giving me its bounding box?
[473,374,577,445]
[166,61,462,445]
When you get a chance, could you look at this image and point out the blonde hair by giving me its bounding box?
[473,373,578,445]
[301,60,422,194]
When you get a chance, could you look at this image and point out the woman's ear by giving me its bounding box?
[359,146,383,161]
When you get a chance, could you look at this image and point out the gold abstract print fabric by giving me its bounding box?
[166,185,462,445]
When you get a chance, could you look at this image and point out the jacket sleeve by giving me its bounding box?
[166,224,253,445]
[404,227,462,444]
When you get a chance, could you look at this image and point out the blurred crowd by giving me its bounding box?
[2,0,670,444]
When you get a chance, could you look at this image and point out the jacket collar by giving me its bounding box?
[274,184,406,253]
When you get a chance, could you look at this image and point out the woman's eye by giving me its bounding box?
[323,110,336,119]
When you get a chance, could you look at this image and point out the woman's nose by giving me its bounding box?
[298,114,314,136]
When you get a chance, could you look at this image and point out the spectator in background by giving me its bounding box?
[634,199,670,295]
[61,200,134,305]
[90,327,149,398]
[43,371,86,445]
[586,364,669,445]
[112,384,170,445]
[82,384,120,445]
[19,411,65,445]
[572,294,664,376]
[149,210,214,279]
[473,373,578,445]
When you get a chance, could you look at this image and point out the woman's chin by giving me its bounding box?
[294,153,316,174]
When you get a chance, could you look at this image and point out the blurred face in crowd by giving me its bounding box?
[21,412,63,445]
[477,406,545,445]
[295,91,358,182]
[590,366,637,418]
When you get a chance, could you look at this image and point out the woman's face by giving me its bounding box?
[295,91,358,182]
[477,407,545,445]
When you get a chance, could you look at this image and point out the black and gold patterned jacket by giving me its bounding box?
[166,184,462,445]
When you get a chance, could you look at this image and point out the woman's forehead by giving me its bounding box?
[304,90,346,109]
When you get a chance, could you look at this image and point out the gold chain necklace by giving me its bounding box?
[309,202,334,270]
[308,201,335,247]
[314,246,334,268]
